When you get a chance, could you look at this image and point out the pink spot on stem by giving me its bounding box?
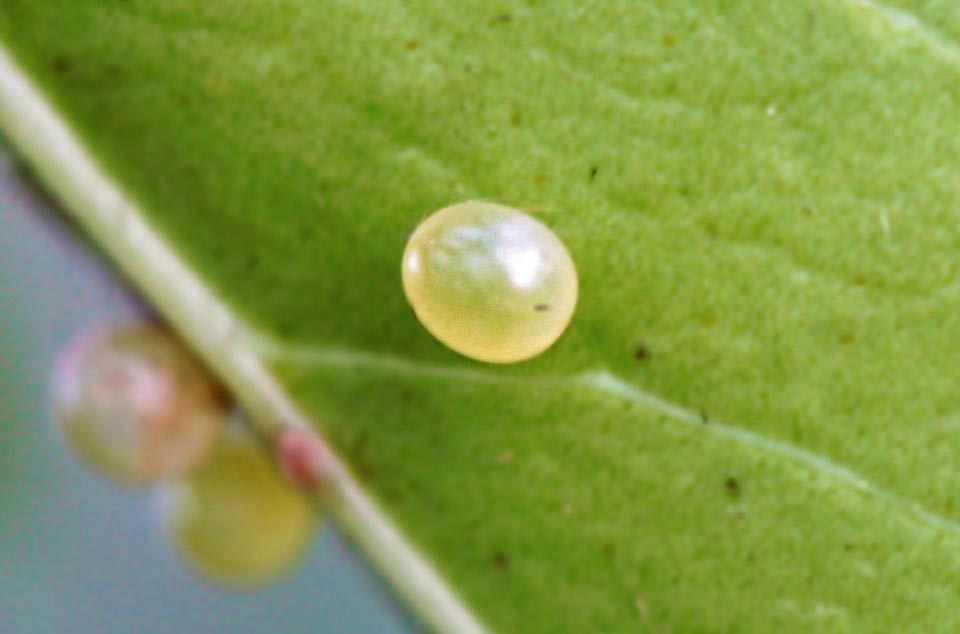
[277,428,330,491]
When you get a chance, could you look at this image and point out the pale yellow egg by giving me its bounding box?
[402,201,578,363]
[158,431,317,590]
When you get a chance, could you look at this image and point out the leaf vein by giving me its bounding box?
[261,338,960,540]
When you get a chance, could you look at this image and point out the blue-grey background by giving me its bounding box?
[0,146,417,634]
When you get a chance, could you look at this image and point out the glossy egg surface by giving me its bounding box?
[402,201,578,363]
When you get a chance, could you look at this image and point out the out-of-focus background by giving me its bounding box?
[0,144,417,633]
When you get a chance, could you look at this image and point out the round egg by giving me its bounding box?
[157,431,317,590]
[51,323,224,486]
[402,201,578,363]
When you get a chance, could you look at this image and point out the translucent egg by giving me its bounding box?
[50,323,224,486]
[402,201,578,363]
[157,431,317,590]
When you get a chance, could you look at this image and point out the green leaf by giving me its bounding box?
[4,1,960,630]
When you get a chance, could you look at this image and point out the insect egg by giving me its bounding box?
[50,323,225,486]
[156,430,317,590]
[401,201,578,363]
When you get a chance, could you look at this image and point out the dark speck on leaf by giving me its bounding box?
[589,166,599,181]
[534,304,550,312]
[725,475,740,496]
[491,551,510,572]
[634,345,649,361]
[246,255,259,269]
[602,543,616,559]
[662,33,677,47]
[491,13,512,24]
[700,410,710,424]
[52,56,71,74]
[839,332,856,345]
[404,40,419,51]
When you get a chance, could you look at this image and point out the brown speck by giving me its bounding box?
[52,56,71,74]
[725,475,740,495]
[634,345,650,361]
[700,410,710,424]
[495,450,515,464]
[589,166,599,181]
[533,174,547,186]
[839,332,856,345]
[534,303,550,312]
[662,33,677,47]
[403,40,419,51]
[801,206,813,216]
[509,111,523,126]
[491,13,512,23]
[602,543,616,559]
[852,274,867,287]
[699,312,717,327]
[491,551,510,572]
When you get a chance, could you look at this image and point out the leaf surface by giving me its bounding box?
[4,1,960,630]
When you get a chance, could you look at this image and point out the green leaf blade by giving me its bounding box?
[4,0,960,631]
